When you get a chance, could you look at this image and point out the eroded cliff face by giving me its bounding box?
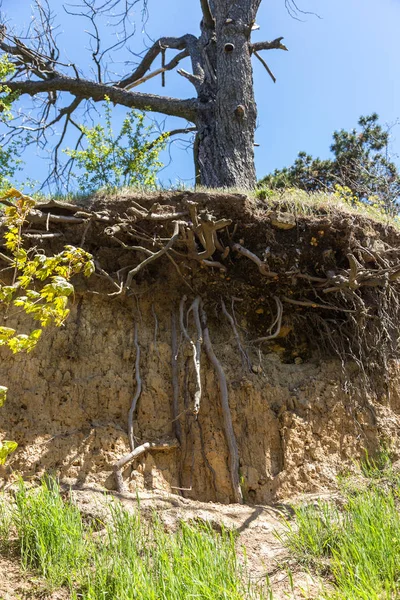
[1,191,400,504]
[1,286,399,504]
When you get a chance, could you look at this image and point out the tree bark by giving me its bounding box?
[196,1,257,188]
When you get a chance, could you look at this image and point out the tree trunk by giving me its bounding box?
[196,1,257,189]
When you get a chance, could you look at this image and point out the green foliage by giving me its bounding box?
[0,478,267,599]
[260,114,400,214]
[64,98,167,193]
[0,188,94,463]
[0,54,19,118]
[280,463,400,598]
[0,440,18,465]
[12,479,90,587]
[0,55,24,191]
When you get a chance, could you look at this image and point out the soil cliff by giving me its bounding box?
[1,191,399,504]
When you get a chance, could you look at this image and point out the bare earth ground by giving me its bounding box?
[0,557,68,600]
[0,487,329,600]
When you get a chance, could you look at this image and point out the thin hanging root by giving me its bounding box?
[152,304,160,358]
[127,322,142,451]
[221,299,252,371]
[282,296,355,312]
[113,438,179,494]
[179,296,202,415]
[200,303,243,504]
[252,296,283,343]
[171,312,182,444]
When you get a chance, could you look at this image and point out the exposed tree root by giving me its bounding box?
[221,299,252,370]
[127,322,142,451]
[113,438,179,494]
[232,243,277,277]
[179,295,202,415]
[171,312,182,444]
[252,296,283,343]
[200,303,243,504]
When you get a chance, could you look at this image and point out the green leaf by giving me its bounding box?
[0,327,16,345]
[84,259,95,277]
[0,440,18,464]
[0,385,7,407]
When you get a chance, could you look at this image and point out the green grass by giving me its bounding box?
[0,479,266,599]
[279,457,400,599]
[22,181,400,230]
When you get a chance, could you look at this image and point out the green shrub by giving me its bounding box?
[64,98,167,193]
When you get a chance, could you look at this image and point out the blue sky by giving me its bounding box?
[2,0,400,189]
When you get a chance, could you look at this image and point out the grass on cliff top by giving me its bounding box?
[0,479,267,600]
[30,184,400,230]
[278,452,400,599]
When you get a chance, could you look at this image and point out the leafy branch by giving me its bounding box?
[0,187,94,463]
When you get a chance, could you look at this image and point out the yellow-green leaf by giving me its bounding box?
[0,440,18,464]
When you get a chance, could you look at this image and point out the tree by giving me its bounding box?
[259,114,400,213]
[0,0,292,190]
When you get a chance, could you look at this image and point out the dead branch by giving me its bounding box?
[250,37,288,52]
[200,302,243,504]
[113,438,179,493]
[126,201,188,221]
[253,50,276,83]
[116,35,197,90]
[5,76,198,122]
[200,0,215,28]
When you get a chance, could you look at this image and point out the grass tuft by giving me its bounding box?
[280,460,400,599]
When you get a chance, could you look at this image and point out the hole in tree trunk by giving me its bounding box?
[224,43,235,53]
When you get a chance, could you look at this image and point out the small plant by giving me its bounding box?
[64,98,167,193]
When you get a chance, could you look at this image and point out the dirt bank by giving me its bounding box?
[1,191,400,503]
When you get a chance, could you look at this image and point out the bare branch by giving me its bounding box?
[253,50,276,83]
[5,76,198,121]
[113,437,179,493]
[250,37,288,52]
[200,0,215,29]
[116,35,198,89]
